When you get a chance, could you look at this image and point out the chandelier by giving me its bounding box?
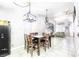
[13,1,37,22]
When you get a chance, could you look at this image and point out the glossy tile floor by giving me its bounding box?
[7,37,76,57]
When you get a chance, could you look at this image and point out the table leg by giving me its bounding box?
[49,36,51,47]
[37,38,40,56]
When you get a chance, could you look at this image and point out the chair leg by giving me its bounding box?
[37,39,40,56]
[43,42,44,47]
[27,45,29,53]
[27,42,29,53]
[24,41,26,49]
[44,42,46,52]
[48,44,49,49]
[37,47,40,56]
[30,46,33,57]
[48,40,50,49]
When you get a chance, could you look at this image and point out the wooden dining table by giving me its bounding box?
[24,33,52,56]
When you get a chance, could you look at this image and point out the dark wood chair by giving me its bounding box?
[40,33,50,51]
[25,33,40,56]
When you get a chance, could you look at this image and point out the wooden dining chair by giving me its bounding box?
[26,34,33,56]
[41,33,50,51]
[25,33,40,56]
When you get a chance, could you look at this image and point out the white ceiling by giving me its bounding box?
[31,2,74,16]
[0,0,74,15]
[0,0,74,23]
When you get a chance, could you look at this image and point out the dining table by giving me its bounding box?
[24,32,52,56]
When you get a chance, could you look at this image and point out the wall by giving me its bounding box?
[0,0,25,50]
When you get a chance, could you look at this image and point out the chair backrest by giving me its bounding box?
[42,33,49,40]
[30,32,38,36]
[27,34,32,44]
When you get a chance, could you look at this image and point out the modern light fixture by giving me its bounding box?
[23,2,36,22]
[13,1,36,22]
[45,9,54,32]
[73,6,76,22]
[72,5,76,57]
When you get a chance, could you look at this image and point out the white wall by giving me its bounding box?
[0,0,25,49]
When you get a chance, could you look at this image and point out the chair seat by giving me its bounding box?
[40,40,45,42]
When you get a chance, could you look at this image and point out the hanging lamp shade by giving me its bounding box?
[73,6,76,22]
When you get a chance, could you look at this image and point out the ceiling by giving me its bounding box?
[0,0,74,23]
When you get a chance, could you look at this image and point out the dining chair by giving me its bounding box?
[26,34,33,56]
[25,33,40,56]
[41,33,50,51]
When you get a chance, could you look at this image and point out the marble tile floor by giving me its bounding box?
[6,37,76,57]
